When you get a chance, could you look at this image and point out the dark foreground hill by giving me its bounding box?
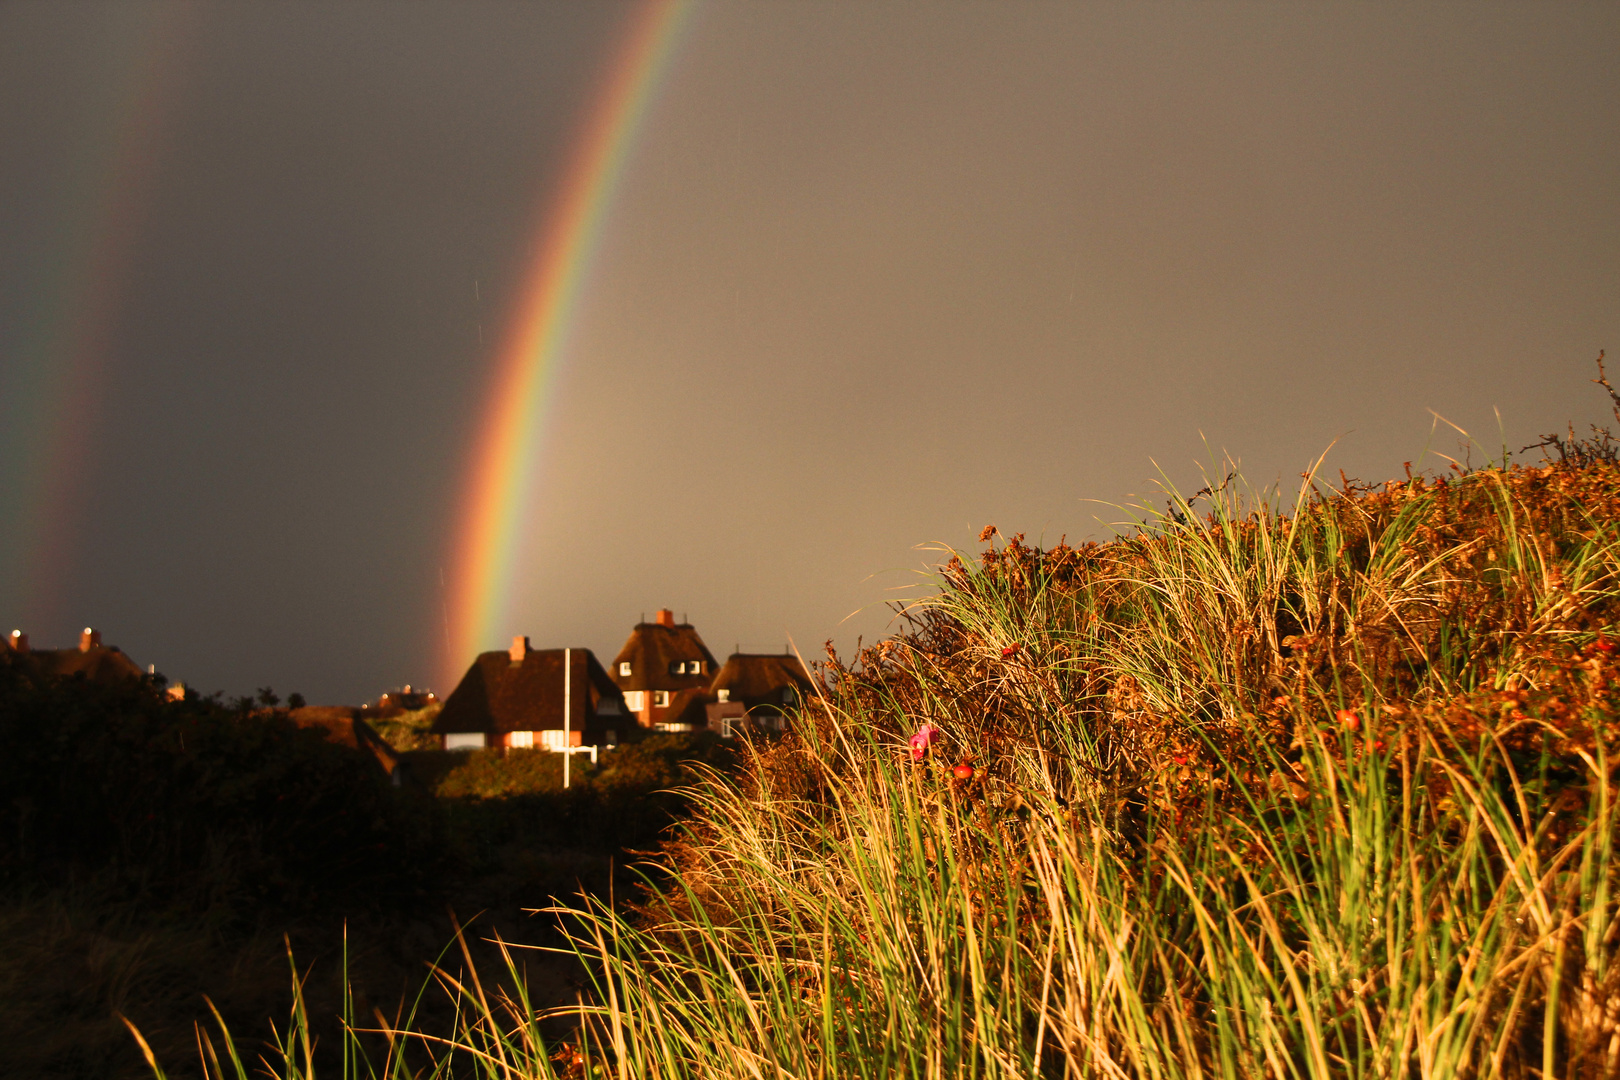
[0,657,727,1078]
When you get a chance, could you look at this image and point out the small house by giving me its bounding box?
[708,652,814,734]
[609,609,721,729]
[431,637,625,750]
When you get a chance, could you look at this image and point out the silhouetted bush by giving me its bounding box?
[0,657,444,917]
[414,733,735,859]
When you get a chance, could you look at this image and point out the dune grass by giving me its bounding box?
[141,457,1620,1078]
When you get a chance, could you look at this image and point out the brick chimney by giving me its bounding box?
[655,609,675,628]
[7,630,26,653]
[80,627,101,652]
[509,635,530,662]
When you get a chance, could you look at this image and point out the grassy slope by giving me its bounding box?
[544,460,1620,1080]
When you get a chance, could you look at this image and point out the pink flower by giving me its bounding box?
[908,723,941,762]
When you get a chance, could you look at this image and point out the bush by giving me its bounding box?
[0,659,443,916]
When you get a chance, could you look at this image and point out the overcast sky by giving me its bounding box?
[1,1,1616,704]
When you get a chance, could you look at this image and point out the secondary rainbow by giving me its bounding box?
[442,0,692,684]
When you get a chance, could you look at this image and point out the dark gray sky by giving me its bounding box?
[1,1,1616,704]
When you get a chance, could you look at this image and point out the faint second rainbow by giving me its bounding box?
[442,0,693,683]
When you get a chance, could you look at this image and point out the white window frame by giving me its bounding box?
[507,730,535,749]
[445,732,487,751]
[625,690,645,711]
[619,661,631,677]
[653,690,670,708]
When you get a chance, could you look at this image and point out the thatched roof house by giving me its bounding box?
[431,638,625,750]
[609,609,720,728]
[707,652,813,733]
[4,627,145,685]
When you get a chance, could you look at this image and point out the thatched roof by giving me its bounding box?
[610,620,720,692]
[433,647,624,736]
[711,653,813,711]
[3,630,145,686]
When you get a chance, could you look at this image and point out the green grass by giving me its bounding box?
[136,457,1620,1078]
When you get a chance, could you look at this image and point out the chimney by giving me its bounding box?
[80,627,101,652]
[655,609,675,628]
[7,630,26,653]
[509,635,530,662]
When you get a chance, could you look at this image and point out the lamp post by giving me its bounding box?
[563,647,571,790]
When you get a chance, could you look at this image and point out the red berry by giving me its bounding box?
[1001,643,1021,658]
[953,762,975,782]
[1337,709,1360,731]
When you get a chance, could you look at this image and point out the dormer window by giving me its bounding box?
[619,661,631,677]
[653,690,670,707]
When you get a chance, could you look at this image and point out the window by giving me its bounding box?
[691,660,704,675]
[625,691,645,712]
[619,661,631,677]
[507,730,535,749]
[783,687,799,707]
[444,732,487,751]
[668,660,682,676]
[653,690,670,708]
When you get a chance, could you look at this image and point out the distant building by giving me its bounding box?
[431,637,625,751]
[3,627,145,685]
[362,684,438,718]
[606,610,813,737]
[610,610,720,728]
[707,652,813,734]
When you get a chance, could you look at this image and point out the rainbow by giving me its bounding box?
[2,3,193,626]
[441,0,694,685]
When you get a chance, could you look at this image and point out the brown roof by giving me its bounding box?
[610,621,720,693]
[711,653,813,711]
[287,706,404,777]
[432,647,625,736]
[5,636,145,686]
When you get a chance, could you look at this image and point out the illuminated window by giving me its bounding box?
[625,691,645,711]
[507,731,535,749]
[619,661,631,677]
[653,690,670,708]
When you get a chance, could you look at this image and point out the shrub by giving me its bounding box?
[0,660,443,916]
